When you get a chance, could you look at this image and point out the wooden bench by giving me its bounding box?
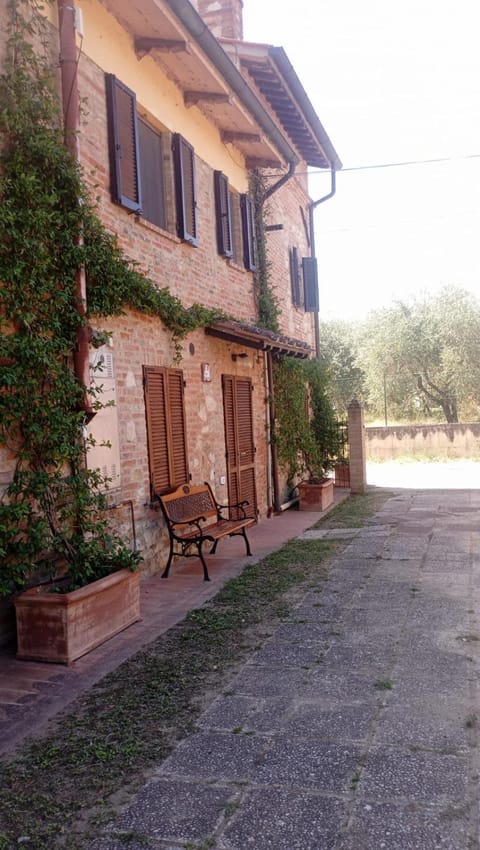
[158,482,255,581]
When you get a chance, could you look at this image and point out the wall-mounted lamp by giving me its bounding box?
[231,352,248,362]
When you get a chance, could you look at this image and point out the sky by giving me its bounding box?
[243,0,480,321]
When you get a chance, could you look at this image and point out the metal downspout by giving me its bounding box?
[309,167,337,359]
[266,350,281,513]
[57,0,93,415]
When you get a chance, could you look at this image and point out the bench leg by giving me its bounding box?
[197,540,210,581]
[241,527,252,556]
[161,543,174,578]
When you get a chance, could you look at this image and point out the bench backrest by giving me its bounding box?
[159,483,217,525]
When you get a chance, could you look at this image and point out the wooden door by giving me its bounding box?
[222,375,258,520]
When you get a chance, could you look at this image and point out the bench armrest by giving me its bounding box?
[215,499,250,520]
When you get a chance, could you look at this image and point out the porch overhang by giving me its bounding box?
[205,319,312,358]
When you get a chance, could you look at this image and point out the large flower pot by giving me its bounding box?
[297,478,334,512]
[14,569,140,664]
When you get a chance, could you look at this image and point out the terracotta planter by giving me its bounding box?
[297,478,334,512]
[14,568,140,664]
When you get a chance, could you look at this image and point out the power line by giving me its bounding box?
[263,153,480,178]
[340,153,480,173]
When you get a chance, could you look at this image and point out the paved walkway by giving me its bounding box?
[0,493,348,755]
[87,487,480,850]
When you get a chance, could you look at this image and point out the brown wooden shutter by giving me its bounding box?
[105,74,142,213]
[222,375,258,520]
[303,256,319,312]
[240,194,257,271]
[214,171,233,257]
[289,246,302,306]
[172,134,198,245]
[144,366,188,496]
[222,375,240,507]
[167,369,189,488]
[138,118,166,229]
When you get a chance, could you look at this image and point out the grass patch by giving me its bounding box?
[374,678,393,690]
[0,538,336,850]
[314,487,393,529]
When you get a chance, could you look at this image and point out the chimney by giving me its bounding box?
[197,0,244,41]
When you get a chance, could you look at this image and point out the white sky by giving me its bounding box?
[243,0,480,320]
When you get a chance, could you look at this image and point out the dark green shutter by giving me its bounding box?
[303,257,319,312]
[105,74,142,213]
[214,171,233,257]
[240,194,257,271]
[173,134,198,245]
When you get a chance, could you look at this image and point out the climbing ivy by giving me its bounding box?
[0,0,216,595]
[272,357,339,486]
[250,170,281,332]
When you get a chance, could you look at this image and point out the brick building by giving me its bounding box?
[0,0,341,577]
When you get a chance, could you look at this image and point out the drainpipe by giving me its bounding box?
[309,167,337,360]
[57,0,93,416]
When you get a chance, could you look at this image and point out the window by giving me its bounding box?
[143,366,189,496]
[137,119,166,230]
[214,171,233,257]
[105,74,172,232]
[289,246,302,307]
[172,133,198,246]
[302,256,319,312]
[240,194,257,271]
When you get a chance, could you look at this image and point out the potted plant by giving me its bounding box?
[1,460,141,664]
[272,358,338,511]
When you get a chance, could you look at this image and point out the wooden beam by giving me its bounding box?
[134,37,189,58]
[246,157,282,170]
[184,91,231,107]
[221,130,262,144]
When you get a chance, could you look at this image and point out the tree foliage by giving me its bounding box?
[358,287,480,423]
[319,320,365,415]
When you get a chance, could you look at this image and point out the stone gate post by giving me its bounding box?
[348,399,367,494]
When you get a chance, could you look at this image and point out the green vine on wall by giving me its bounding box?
[272,357,339,486]
[250,170,281,332]
[0,0,217,595]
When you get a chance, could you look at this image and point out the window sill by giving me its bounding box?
[134,215,180,244]
[227,258,251,273]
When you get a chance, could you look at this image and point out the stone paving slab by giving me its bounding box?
[87,488,480,849]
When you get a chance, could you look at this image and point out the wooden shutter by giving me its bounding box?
[173,134,198,245]
[222,375,258,520]
[167,369,189,488]
[289,247,302,306]
[138,119,166,230]
[240,194,257,271]
[222,375,240,509]
[214,171,233,257]
[105,74,142,213]
[230,190,243,265]
[303,256,319,312]
[144,366,188,496]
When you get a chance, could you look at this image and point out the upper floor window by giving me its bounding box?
[106,75,198,242]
